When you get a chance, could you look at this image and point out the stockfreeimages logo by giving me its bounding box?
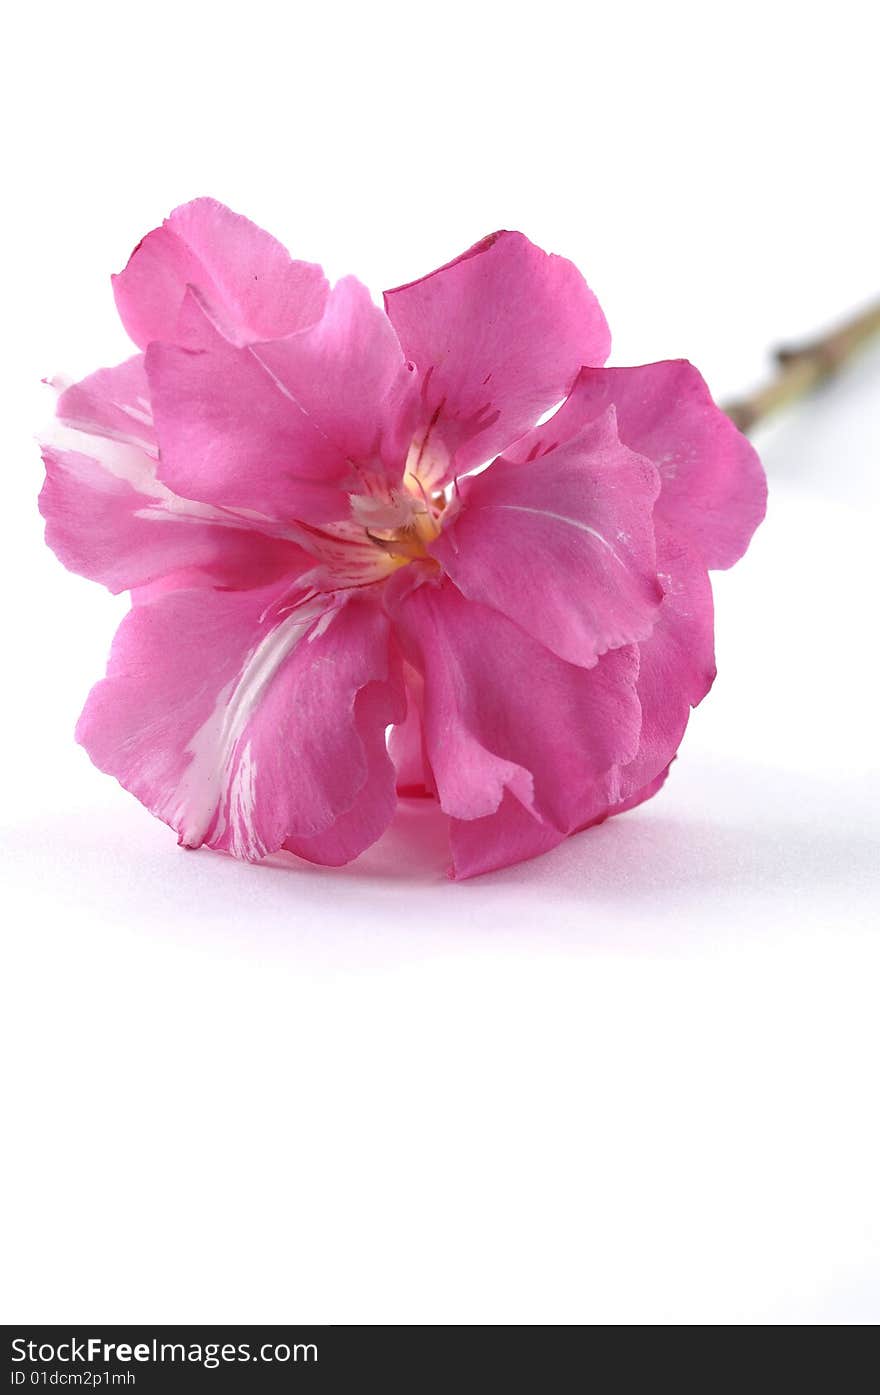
[10,1336,318,1375]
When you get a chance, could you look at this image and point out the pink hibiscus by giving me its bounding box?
[39,198,766,878]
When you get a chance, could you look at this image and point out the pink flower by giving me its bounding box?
[40,198,766,878]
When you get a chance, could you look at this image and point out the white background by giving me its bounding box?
[2,0,878,1325]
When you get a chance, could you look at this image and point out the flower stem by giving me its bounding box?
[723,297,880,433]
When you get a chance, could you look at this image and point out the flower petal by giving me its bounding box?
[612,765,672,817]
[145,301,355,524]
[283,681,402,867]
[112,197,328,349]
[448,762,674,879]
[449,522,715,877]
[383,231,610,487]
[388,665,434,797]
[253,276,418,484]
[77,586,403,861]
[449,792,565,879]
[390,578,641,830]
[432,408,662,667]
[39,358,307,593]
[506,361,766,570]
[49,355,156,450]
[619,521,715,800]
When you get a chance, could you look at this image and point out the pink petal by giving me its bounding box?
[112,197,328,349]
[40,444,312,595]
[432,408,662,667]
[609,765,671,817]
[253,277,418,484]
[40,358,309,593]
[283,682,401,866]
[50,355,156,449]
[449,792,565,879]
[619,521,715,800]
[500,523,712,856]
[145,301,355,525]
[449,522,715,877]
[388,665,434,797]
[506,361,766,570]
[448,763,674,879]
[390,578,641,830]
[383,231,610,487]
[77,586,403,862]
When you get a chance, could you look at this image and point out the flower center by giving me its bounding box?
[366,493,444,566]
[294,461,449,592]
[348,465,447,573]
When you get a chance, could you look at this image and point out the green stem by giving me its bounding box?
[723,298,880,433]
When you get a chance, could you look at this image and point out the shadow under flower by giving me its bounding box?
[4,760,876,956]
[257,782,877,913]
